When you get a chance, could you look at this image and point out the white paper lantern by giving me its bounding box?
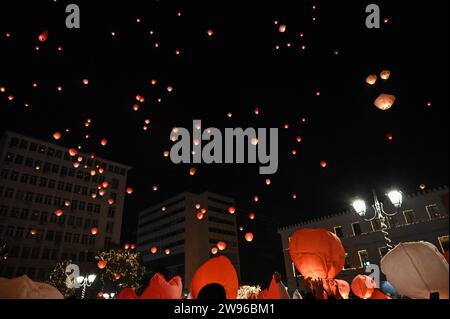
[381,242,449,299]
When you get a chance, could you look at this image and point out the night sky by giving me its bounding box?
[1,1,448,285]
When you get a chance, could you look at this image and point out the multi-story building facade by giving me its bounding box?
[0,131,131,280]
[137,192,241,291]
[278,186,449,293]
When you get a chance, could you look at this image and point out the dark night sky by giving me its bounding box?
[1,0,448,285]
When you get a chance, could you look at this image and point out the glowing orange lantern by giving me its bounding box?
[228,207,236,214]
[38,30,48,42]
[190,256,239,299]
[245,233,254,242]
[386,133,393,141]
[370,288,391,299]
[211,247,218,255]
[165,249,171,255]
[97,260,107,269]
[108,198,115,205]
[124,243,130,250]
[207,29,214,36]
[420,184,426,190]
[101,139,108,146]
[380,70,391,80]
[217,241,227,251]
[126,187,134,195]
[289,228,346,279]
[30,229,38,236]
[68,148,78,156]
[138,273,183,299]
[249,213,255,220]
[53,132,62,140]
[54,209,63,217]
[189,167,197,176]
[151,247,158,254]
[320,161,327,168]
[335,279,351,299]
[366,74,377,85]
[351,275,376,299]
[115,274,121,280]
[196,212,204,220]
[102,181,109,188]
[374,94,396,111]
[90,227,98,235]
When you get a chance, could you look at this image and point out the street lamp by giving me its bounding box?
[352,189,403,250]
[76,274,97,299]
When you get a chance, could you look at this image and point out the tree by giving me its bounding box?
[47,260,76,298]
[95,249,145,291]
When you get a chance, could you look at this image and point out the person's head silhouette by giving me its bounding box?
[197,283,227,299]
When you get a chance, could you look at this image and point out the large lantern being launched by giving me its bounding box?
[351,275,376,299]
[190,256,239,299]
[374,94,396,111]
[381,242,449,299]
[289,228,346,279]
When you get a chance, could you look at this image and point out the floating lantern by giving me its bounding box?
[228,207,236,214]
[90,227,98,235]
[380,70,391,80]
[54,209,63,217]
[151,247,158,254]
[351,275,376,299]
[38,30,48,42]
[97,260,107,269]
[374,94,396,111]
[366,74,377,85]
[217,241,227,251]
[53,132,62,140]
[245,233,254,242]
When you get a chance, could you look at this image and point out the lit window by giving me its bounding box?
[358,250,370,268]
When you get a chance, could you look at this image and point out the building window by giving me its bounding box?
[25,157,34,167]
[371,219,382,232]
[343,253,352,270]
[4,188,14,198]
[106,222,114,234]
[20,174,29,184]
[386,216,397,228]
[358,250,370,268]
[9,137,19,147]
[108,207,115,218]
[31,248,40,259]
[334,226,344,238]
[9,171,19,181]
[426,204,442,220]
[0,169,9,179]
[352,222,362,236]
[403,210,416,225]
[72,234,80,244]
[64,233,72,243]
[379,247,389,259]
[438,236,449,253]
[20,140,29,149]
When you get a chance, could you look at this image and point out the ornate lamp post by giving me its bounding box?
[352,189,403,250]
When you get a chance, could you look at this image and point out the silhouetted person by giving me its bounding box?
[197,283,227,299]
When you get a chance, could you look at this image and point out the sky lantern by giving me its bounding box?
[320,161,327,168]
[249,213,255,220]
[228,207,236,214]
[278,24,287,33]
[381,242,449,299]
[419,183,426,190]
[207,29,214,36]
[211,247,218,255]
[190,256,239,299]
[296,136,302,143]
[53,132,62,140]
[101,139,108,146]
[167,86,174,92]
[335,280,351,299]
[108,198,115,205]
[102,181,109,188]
[64,200,71,207]
[151,79,157,86]
[292,193,297,200]
[201,208,207,214]
[366,74,377,85]
[130,244,136,250]
[374,94,396,111]
[386,133,394,141]
[250,138,259,145]
[380,70,391,80]
[30,229,38,236]
[124,243,130,250]
[68,148,78,156]
[38,30,48,42]
[196,212,204,220]
[351,275,376,299]
[98,189,106,197]
[245,233,254,242]
[189,167,197,176]
[82,79,89,85]
[151,247,158,254]
[152,185,158,192]
[289,228,346,279]
[90,227,98,235]
[115,274,121,280]
[254,107,260,115]
[165,249,171,255]
[253,195,259,202]
[195,203,201,209]
[126,187,134,195]
[54,209,64,217]
[73,162,80,169]
[265,179,271,185]
[239,227,244,232]
[90,170,96,176]
[217,241,227,251]
[97,260,107,269]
